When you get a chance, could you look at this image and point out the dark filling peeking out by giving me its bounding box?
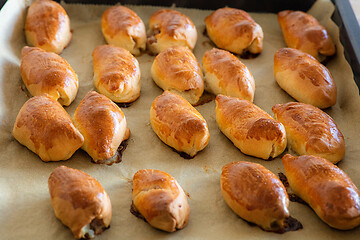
[92,140,128,165]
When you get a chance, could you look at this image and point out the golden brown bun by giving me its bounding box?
[12,94,84,162]
[215,95,287,159]
[25,0,71,54]
[20,46,79,106]
[221,161,289,231]
[277,10,336,60]
[150,91,210,157]
[92,45,141,103]
[147,9,197,54]
[132,169,190,232]
[272,102,345,164]
[274,48,337,109]
[73,91,130,164]
[101,6,146,56]
[151,46,204,105]
[204,7,263,55]
[282,154,360,230]
[202,48,255,102]
[48,166,112,239]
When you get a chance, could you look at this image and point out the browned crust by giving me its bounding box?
[277,10,335,59]
[149,9,194,37]
[92,45,140,103]
[215,95,286,159]
[25,0,71,53]
[93,45,138,86]
[133,169,180,202]
[48,166,112,238]
[221,161,289,231]
[150,91,209,157]
[147,9,197,50]
[132,169,190,232]
[102,5,143,39]
[282,154,360,230]
[202,48,255,101]
[272,102,345,163]
[204,7,263,54]
[73,91,128,162]
[20,46,78,106]
[12,94,84,161]
[152,46,203,91]
[273,48,336,108]
[151,46,204,104]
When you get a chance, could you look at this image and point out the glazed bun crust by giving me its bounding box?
[151,46,204,105]
[132,169,190,232]
[48,166,112,239]
[205,7,263,55]
[73,91,129,164]
[215,95,287,160]
[274,48,336,109]
[150,91,210,157]
[203,48,255,102]
[272,102,345,164]
[147,9,197,54]
[20,46,79,106]
[92,45,141,103]
[277,10,336,60]
[221,161,289,231]
[282,154,360,230]
[101,6,146,55]
[12,94,84,162]
[25,0,71,54]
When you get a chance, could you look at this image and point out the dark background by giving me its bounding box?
[0,0,5,9]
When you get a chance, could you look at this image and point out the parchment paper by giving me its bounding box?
[1,0,360,239]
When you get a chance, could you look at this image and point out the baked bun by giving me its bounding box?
[48,166,112,239]
[203,48,255,102]
[132,169,190,232]
[12,94,83,161]
[20,46,79,106]
[25,0,71,54]
[274,48,336,109]
[221,161,290,231]
[92,45,141,103]
[101,6,146,55]
[272,102,344,164]
[73,91,130,165]
[151,46,204,105]
[277,10,336,60]
[282,154,360,230]
[150,91,210,157]
[215,95,287,159]
[147,9,197,54]
[204,7,263,55]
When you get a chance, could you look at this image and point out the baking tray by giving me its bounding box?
[0,0,358,90]
[0,0,360,239]
[60,0,359,92]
